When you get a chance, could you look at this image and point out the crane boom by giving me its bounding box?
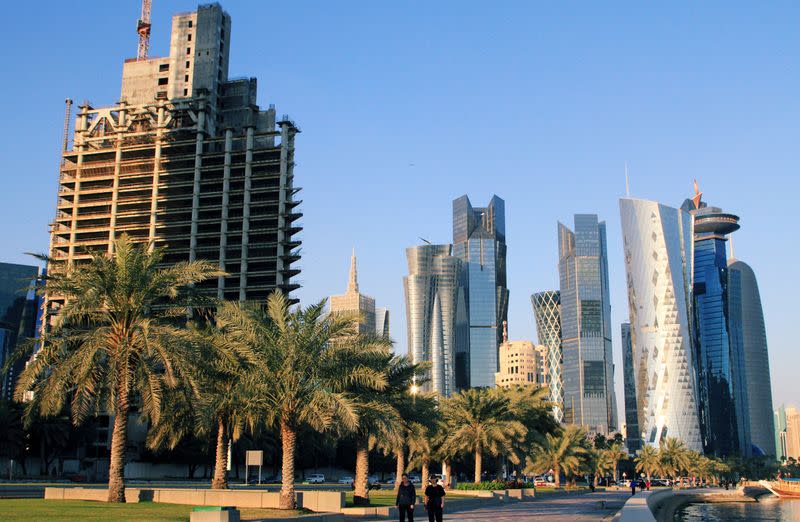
[137,0,152,60]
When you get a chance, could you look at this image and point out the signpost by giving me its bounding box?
[246,450,264,485]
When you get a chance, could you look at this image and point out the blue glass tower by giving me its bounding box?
[0,262,42,400]
[683,188,744,457]
[452,195,509,388]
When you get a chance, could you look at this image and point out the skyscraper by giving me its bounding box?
[621,322,641,453]
[557,214,617,433]
[452,195,509,388]
[682,187,743,457]
[375,307,390,337]
[0,263,42,399]
[48,4,301,312]
[728,258,776,456]
[532,290,563,422]
[404,244,466,396]
[329,251,377,334]
[619,197,702,451]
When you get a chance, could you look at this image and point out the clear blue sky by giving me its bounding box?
[1,1,797,414]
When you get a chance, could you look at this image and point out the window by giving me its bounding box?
[185,61,190,68]
[188,20,192,27]
[157,77,168,85]
[186,47,191,55]
[183,89,188,96]
[159,63,169,72]
[185,75,189,82]
[187,34,192,41]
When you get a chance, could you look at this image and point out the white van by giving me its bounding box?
[307,474,325,484]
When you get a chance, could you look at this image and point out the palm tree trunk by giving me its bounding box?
[211,419,228,489]
[393,448,405,493]
[107,406,129,502]
[421,460,429,488]
[474,451,482,484]
[354,436,369,504]
[279,418,297,509]
[554,468,561,488]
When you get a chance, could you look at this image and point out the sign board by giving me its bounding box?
[246,450,264,467]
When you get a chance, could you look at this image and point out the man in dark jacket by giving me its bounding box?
[424,478,446,522]
[395,473,417,522]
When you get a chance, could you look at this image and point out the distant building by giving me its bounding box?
[558,214,617,433]
[619,197,702,451]
[330,250,376,334]
[682,185,745,457]
[728,258,776,456]
[532,290,563,422]
[375,307,390,337]
[404,244,466,396]
[786,407,800,460]
[621,322,641,453]
[452,195,509,388]
[776,407,788,461]
[495,322,546,388]
[0,263,42,400]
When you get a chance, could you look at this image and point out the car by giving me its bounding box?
[408,475,421,484]
[368,475,381,486]
[338,476,354,485]
[306,474,325,484]
[382,477,395,485]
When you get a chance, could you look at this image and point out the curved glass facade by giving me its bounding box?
[532,290,563,421]
[619,197,702,451]
[621,322,642,452]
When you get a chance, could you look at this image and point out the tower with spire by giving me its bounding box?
[329,249,388,335]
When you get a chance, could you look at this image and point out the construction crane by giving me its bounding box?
[137,0,152,60]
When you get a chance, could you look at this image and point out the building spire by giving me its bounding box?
[729,234,736,262]
[692,178,703,209]
[348,248,359,293]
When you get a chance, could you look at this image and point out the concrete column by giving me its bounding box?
[67,105,90,266]
[238,126,254,301]
[107,103,126,254]
[275,123,290,289]
[217,128,233,298]
[189,101,207,263]
[148,104,166,250]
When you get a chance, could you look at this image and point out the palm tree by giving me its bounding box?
[439,388,526,484]
[503,385,558,476]
[13,235,219,502]
[634,445,661,481]
[658,438,692,487]
[525,425,589,487]
[604,443,628,483]
[219,292,389,509]
[0,400,26,475]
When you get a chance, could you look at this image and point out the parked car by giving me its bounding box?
[408,474,421,484]
[368,475,381,486]
[337,476,354,485]
[382,477,395,485]
[306,474,325,484]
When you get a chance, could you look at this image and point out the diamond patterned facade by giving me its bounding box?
[619,197,702,451]
[532,290,563,422]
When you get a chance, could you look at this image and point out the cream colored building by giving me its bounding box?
[495,339,546,388]
[330,250,389,335]
[786,407,800,460]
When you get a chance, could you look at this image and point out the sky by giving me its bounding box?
[1,1,798,415]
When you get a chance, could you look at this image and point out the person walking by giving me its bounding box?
[424,478,446,522]
[630,478,637,496]
[396,473,417,522]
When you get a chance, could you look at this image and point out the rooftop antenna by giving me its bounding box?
[137,0,152,61]
[61,99,73,156]
[625,161,630,196]
[729,234,736,262]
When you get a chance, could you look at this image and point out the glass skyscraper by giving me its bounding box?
[619,197,703,451]
[452,195,509,389]
[729,258,775,456]
[532,290,563,422]
[404,244,466,396]
[682,193,744,457]
[621,322,641,453]
[0,262,42,400]
[557,215,617,433]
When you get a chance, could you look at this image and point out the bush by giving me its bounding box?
[455,480,533,490]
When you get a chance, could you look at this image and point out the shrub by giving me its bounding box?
[455,480,533,490]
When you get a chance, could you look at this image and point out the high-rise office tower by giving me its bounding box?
[404,244,466,396]
[621,322,641,453]
[532,290,563,422]
[48,4,301,313]
[619,197,702,451]
[330,250,379,334]
[786,407,800,460]
[682,186,744,457]
[776,406,788,461]
[452,195,509,388]
[728,257,776,456]
[0,263,42,399]
[557,215,617,433]
[375,308,390,337]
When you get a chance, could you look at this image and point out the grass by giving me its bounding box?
[343,490,472,507]
[0,499,308,521]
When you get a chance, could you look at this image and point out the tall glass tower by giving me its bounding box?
[557,215,617,433]
[621,322,641,452]
[729,258,775,456]
[452,195,509,388]
[532,290,563,422]
[682,188,743,457]
[619,197,702,451]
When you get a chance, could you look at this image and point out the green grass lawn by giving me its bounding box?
[0,499,307,521]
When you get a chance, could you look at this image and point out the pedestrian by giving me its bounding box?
[646,479,651,491]
[396,473,417,522]
[631,479,637,496]
[424,478,446,522]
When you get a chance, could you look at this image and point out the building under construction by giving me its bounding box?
[50,2,301,303]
